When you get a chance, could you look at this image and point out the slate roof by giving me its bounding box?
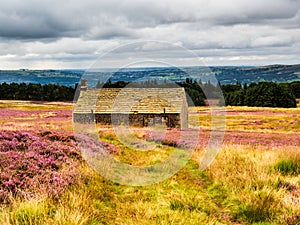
[74,88,186,114]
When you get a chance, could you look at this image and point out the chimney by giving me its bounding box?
[80,79,88,91]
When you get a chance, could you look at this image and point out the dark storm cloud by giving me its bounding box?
[1,0,299,40]
[0,16,65,39]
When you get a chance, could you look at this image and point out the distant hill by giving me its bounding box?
[0,64,299,86]
[212,64,300,84]
[0,69,83,87]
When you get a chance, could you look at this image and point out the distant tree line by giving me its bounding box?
[288,81,300,98]
[0,82,75,101]
[99,79,299,108]
[97,78,209,106]
[222,81,299,108]
[0,80,298,107]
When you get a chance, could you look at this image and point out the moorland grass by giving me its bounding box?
[0,102,299,224]
[1,144,299,225]
[0,100,73,111]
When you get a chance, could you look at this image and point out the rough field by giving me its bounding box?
[0,100,299,225]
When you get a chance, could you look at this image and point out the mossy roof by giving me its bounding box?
[74,88,186,114]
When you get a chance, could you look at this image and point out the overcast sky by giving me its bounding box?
[1,0,300,69]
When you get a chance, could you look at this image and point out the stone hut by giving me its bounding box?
[73,83,188,128]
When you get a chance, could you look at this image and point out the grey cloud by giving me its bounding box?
[0,10,80,39]
[0,0,88,39]
[0,0,300,68]
[85,25,137,40]
[210,0,300,26]
[1,0,300,40]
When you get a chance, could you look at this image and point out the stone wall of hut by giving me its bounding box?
[180,100,188,128]
[73,113,181,128]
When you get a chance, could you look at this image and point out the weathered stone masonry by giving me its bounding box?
[73,113,181,128]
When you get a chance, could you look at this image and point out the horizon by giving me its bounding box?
[1,63,300,71]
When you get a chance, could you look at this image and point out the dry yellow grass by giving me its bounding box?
[190,105,300,133]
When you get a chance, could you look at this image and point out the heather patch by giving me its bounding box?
[0,130,82,204]
[0,108,72,131]
[130,128,203,149]
[141,128,300,149]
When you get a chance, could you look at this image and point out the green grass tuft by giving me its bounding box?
[233,190,280,223]
[274,159,300,175]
